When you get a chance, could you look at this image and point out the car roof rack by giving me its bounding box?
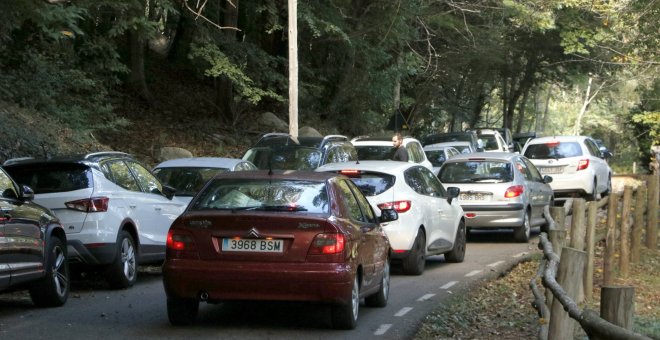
[3,157,35,166]
[84,151,132,160]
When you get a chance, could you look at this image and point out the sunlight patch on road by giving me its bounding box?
[512,252,527,258]
[487,260,505,267]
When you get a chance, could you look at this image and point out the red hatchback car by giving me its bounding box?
[162,170,397,329]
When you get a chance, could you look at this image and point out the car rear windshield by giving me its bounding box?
[355,146,395,161]
[189,178,329,214]
[439,161,513,183]
[425,150,448,167]
[4,163,92,193]
[153,167,227,196]
[524,142,582,159]
[344,172,395,196]
[243,147,322,170]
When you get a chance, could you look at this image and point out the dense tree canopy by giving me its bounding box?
[0,0,658,171]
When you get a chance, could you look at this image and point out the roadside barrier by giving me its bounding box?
[529,174,658,340]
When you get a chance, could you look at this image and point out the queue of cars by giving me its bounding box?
[0,129,613,329]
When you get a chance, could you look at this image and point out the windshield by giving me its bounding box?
[344,172,395,196]
[439,161,513,183]
[425,150,448,167]
[153,167,228,196]
[355,145,395,160]
[4,163,92,194]
[190,179,329,213]
[243,147,322,170]
[524,142,582,160]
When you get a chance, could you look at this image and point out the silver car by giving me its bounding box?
[437,152,554,242]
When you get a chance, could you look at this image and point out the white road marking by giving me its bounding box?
[394,307,413,317]
[465,270,482,277]
[374,324,392,336]
[487,260,505,267]
[440,281,458,289]
[512,252,527,258]
[417,293,435,301]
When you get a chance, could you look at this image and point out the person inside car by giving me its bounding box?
[392,133,409,162]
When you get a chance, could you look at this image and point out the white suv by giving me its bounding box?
[4,152,186,288]
[351,136,433,171]
[522,136,612,200]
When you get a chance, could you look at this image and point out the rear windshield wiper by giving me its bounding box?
[469,176,507,182]
[254,205,308,212]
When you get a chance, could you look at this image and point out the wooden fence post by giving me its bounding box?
[647,174,659,250]
[585,201,598,302]
[548,247,587,340]
[547,205,568,308]
[620,186,633,277]
[603,192,619,286]
[570,198,586,251]
[550,206,566,231]
[632,185,646,263]
[600,286,635,331]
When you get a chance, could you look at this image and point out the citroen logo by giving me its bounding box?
[246,228,261,238]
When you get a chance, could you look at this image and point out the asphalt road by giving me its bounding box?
[0,229,541,340]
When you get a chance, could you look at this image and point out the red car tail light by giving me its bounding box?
[504,185,524,198]
[308,233,345,255]
[338,169,361,177]
[166,229,198,259]
[65,197,109,212]
[577,159,589,171]
[378,200,411,213]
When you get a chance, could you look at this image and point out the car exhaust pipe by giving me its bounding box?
[199,291,209,301]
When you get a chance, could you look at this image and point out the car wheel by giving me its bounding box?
[445,220,466,263]
[602,175,612,197]
[402,230,426,275]
[167,297,199,326]
[29,235,70,307]
[365,260,389,307]
[105,230,138,289]
[513,210,531,243]
[331,275,359,330]
[585,179,598,201]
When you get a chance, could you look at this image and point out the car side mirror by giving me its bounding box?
[446,186,460,204]
[543,175,553,184]
[379,208,398,223]
[162,185,176,200]
[21,185,34,201]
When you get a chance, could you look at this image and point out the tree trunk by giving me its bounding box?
[215,0,240,123]
[539,85,552,132]
[515,89,529,133]
[127,0,153,104]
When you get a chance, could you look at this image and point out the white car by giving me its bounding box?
[471,129,510,153]
[317,161,466,275]
[522,136,612,200]
[3,152,187,289]
[153,157,257,205]
[351,136,433,171]
[423,141,475,155]
[423,144,460,176]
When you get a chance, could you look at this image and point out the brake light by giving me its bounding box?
[504,185,524,198]
[378,200,411,213]
[465,213,477,218]
[577,159,589,171]
[546,140,560,147]
[339,170,361,177]
[308,233,345,254]
[166,229,198,259]
[65,197,109,212]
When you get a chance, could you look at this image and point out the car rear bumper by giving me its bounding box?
[461,204,525,228]
[547,172,593,196]
[162,259,355,304]
[67,240,116,265]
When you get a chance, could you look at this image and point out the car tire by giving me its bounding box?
[29,235,70,307]
[602,175,612,197]
[167,297,199,326]
[402,230,426,275]
[445,220,466,263]
[585,179,598,201]
[365,260,389,307]
[513,210,531,243]
[331,275,359,330]
[105,230,138,289]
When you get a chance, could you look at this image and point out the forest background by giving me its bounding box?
[0,0,658,171]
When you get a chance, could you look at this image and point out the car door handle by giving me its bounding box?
[129,205,137,209]
[155,207,162,211]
